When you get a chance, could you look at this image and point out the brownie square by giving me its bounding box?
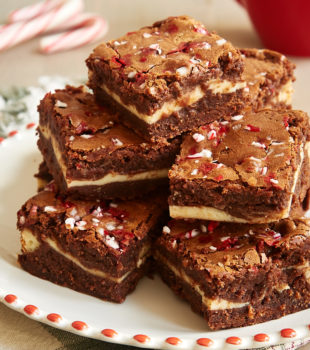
[37,86,180,200]
[155,218,310,329]
[17,184,167,303]
[86,15,247,142]
[169,109,310,223]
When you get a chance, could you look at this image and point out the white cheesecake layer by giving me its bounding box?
[272,80,293,105]
[21,229,149,283]
[100,79,246,125]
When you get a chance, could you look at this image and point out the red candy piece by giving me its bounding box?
[167,24,178,33]
[75,121,95,135]
[216,237,239,251]
[101,328,118,338]
[72,321,88,331]
[283,116,289,128]
[165,337,182,345]
[107,207,128,220]
[196,338,214,347]
[281,328,296,338]
[193,26,209,35]
[226,336,242,345]
[199,162,217,175]
[133,334,150,343]
[254,333,270,342]
[110,56,128,67]
[24,305,39,315]
[245,124,260,132]
[47,313,62,323]
[207,221,219,232]
[4,294,17,304]
[214,175,224,182]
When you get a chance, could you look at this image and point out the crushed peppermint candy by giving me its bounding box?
[231,115,243,121]
[106,223,116,231]
[128,71,136,79]
[19,216,25,225]
[162,226,171,234]
[65,217,75,230]
[185,229,200,238]
[220,236,230,242]
[216,39,226,46]
[252,141,266,149]
[207,130,217,140]
[270,178,279,184]
[110,202,118,208]
[187,149,212,159]
[191,169,198,176]
[69,136,75,141]
[192,133,205,142]
[261,166,268,176]
[111,138,123,146]
[149,43,162,54]
[245,124,260,132]
[143,32,152,38]
[80,134,93,139]
[209,246,217,251]
[76,220,87,230]
[44,206,57,212]
[97,227,105,235]
[274,153,285,157]
[176,67,188,76]
[105,235,119,249]
[55,100,67,108]
[200,224,207,232]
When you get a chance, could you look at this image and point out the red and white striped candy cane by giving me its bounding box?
[40,14,108,54]
[8,0,64,23]
[0,0,84,52]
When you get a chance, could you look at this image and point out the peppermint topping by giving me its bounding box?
[106,223,116,231]
[110,203,118,208]
[44,206,57,212]
[209,245,217,251]
[143,32,152,38]
[65,217,75,230]
[105,235,119,249]
[111,138,123,146]
[80,134,93,139]
[191,169,198,176]
[55,100,67,108]
[162,226,171,234]
[192,133,205,142]
[176,66,188,76]
[245,124,260,132]
[19,216,25,225]
[231,115,243,121]
[200,224,207,233]
[251,141,266,149]
[128,71,136,79]
[187,149,212,159]
[216,39,226,46]
[207,130,217,140]
[193,25,209,35]
[75,220,87,230]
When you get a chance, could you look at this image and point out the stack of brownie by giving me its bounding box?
[17,16,310,329]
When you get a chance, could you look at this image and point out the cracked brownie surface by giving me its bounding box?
[169,109,310,223]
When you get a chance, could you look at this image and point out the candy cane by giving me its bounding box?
[8,0,65,23]
[40,14,108,54]
[0,0,84,52]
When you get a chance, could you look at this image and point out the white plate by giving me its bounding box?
[0,129,309,350]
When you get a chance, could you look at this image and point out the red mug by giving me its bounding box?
[236,0,310,56]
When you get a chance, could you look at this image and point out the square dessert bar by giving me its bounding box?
[86,15,247,142]
[18,185,167,303]
[37,86,180,200]
[169,109,310,223]
[155,219,310,329]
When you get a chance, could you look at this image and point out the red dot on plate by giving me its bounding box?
[165,337,182,345]
[47,313,62,323]
[254,333,270,342]
[8,130,18,137]
[196,338,214,347]
[26,122,36,129]
[24,305,39,315]
[133,334,150,343]
[72,321,88,331]
[4,294,17,304]
[0,137,4,144]
[101,329,118,338]
[281,328,296,338]
[226,336,242,345]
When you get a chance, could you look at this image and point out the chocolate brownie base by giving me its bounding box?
[37,86,179,200]
[154,218,310,329]
[18,187,167,302]
[169,109,310,223]
[19,240,150,303]
[35,161,53,191]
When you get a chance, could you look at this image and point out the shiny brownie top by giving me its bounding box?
[18,184,166,254]
[39,86,172,152]
[170,109,309,190]
[87,16,243,97]
[159,218,310,273]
